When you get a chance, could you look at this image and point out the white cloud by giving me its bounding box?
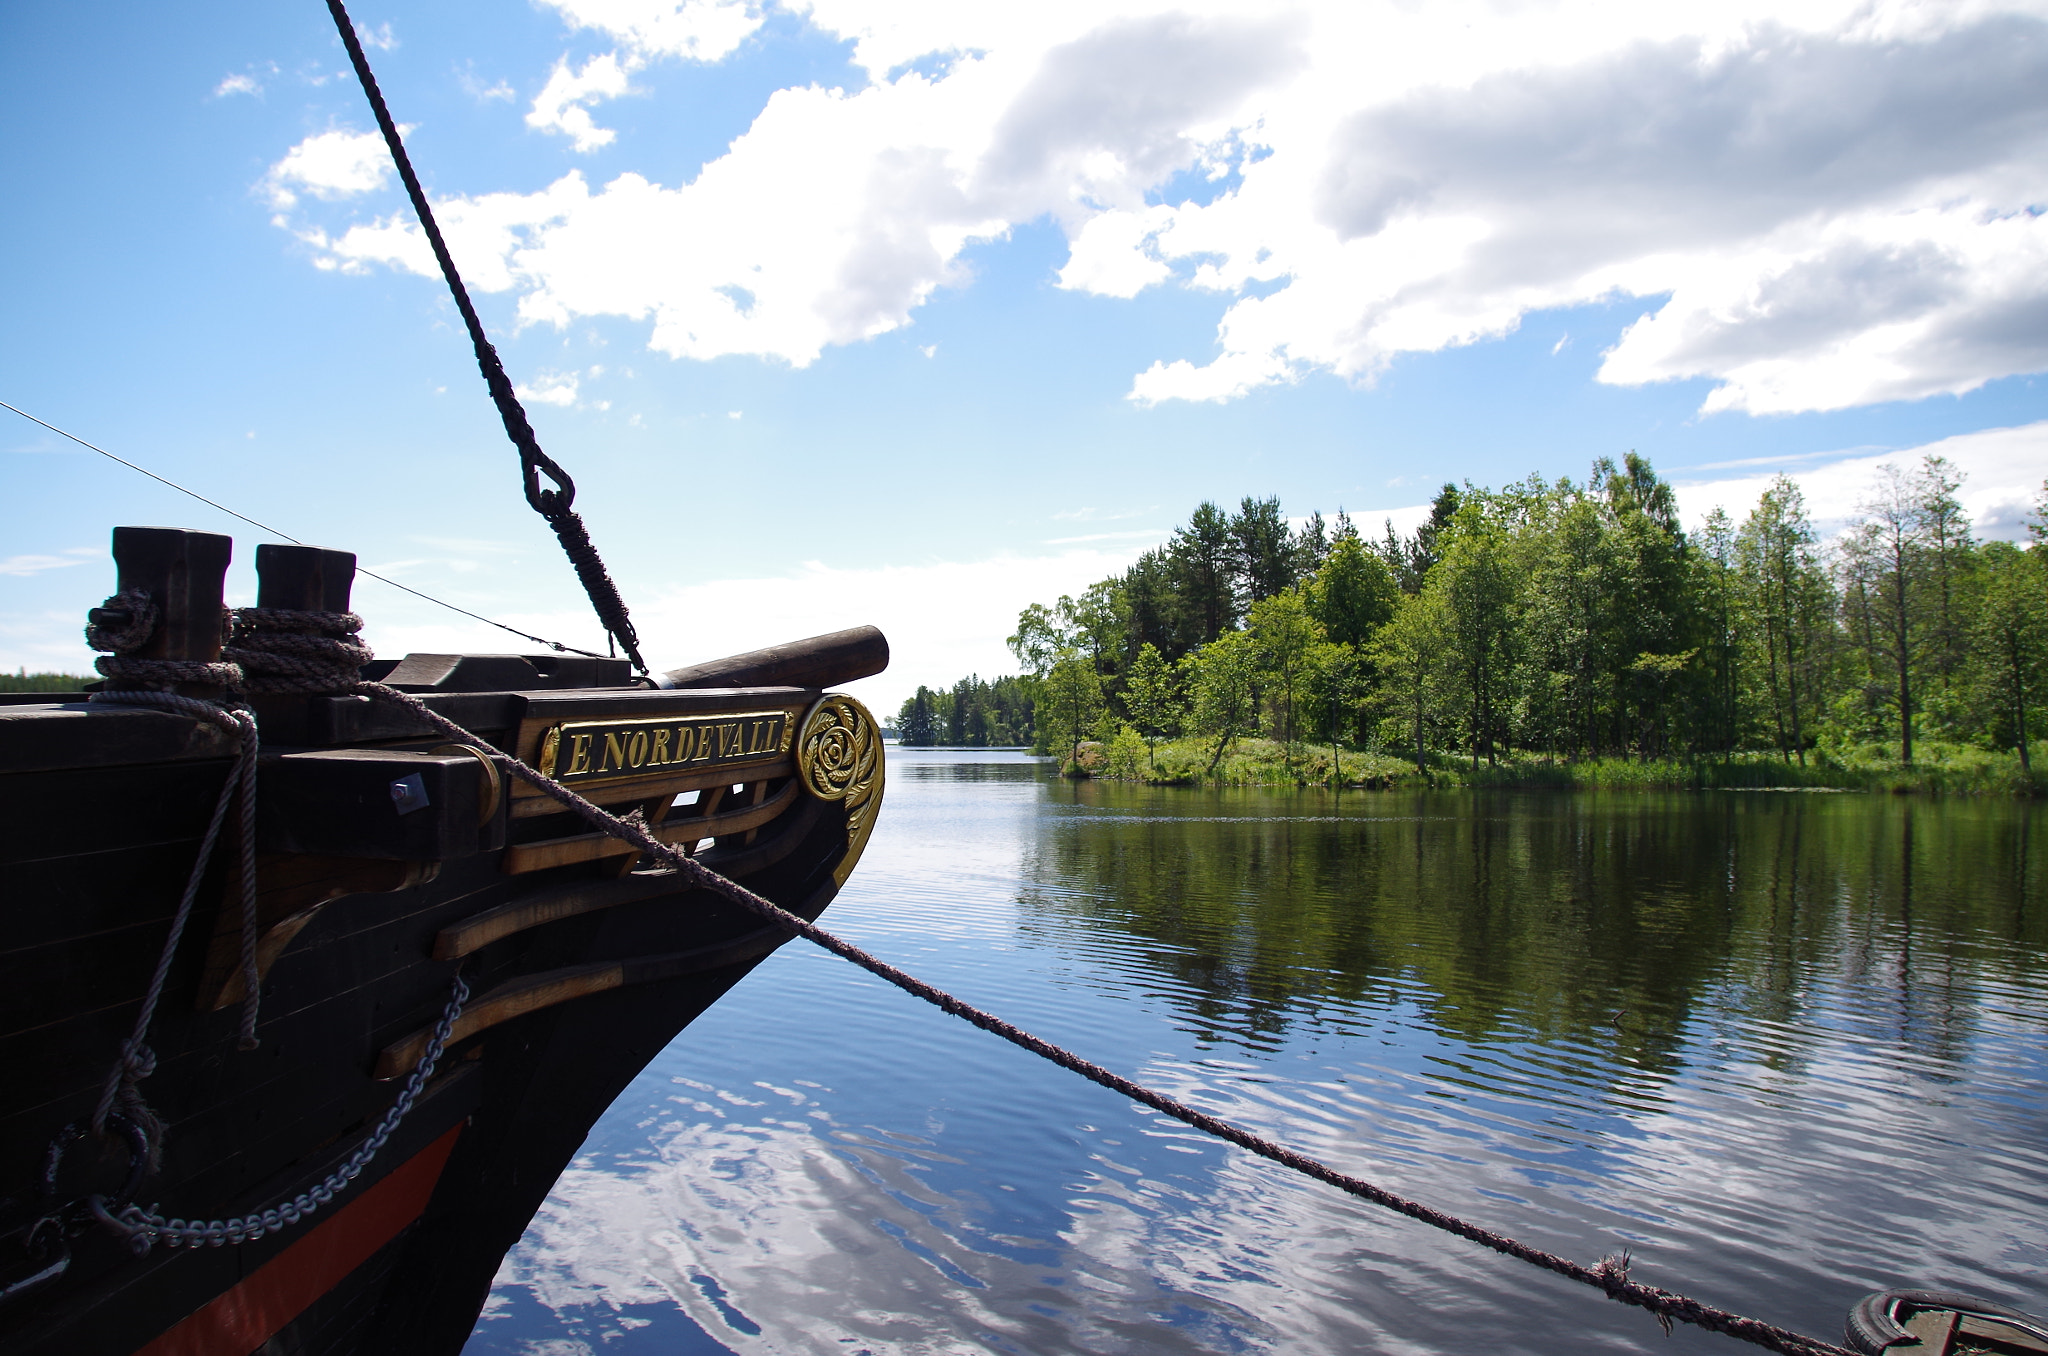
[514,370,583,406]
[1673,419,2048,540]
[632,546,1159,716]
[537,0,765,63]
[264,128,399,209]
[457,63,516,103]
[527,51,637,152]
[0,548,98,578]
[213,72,261,98]
[271,0,2048,413]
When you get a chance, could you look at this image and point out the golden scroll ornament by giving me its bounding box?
[796,694,884,882]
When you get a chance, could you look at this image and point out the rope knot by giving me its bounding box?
[85,588,158,652]
[1593,1251,1633,1298]
[116,1039,157,1083]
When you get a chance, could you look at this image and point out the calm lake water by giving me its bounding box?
[464,746,2048,1356]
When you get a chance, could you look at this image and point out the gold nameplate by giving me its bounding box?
[536,710,794,785]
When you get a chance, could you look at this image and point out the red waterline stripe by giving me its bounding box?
[135,1123,464,1356]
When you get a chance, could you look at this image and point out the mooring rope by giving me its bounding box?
[83,592,266,1064]
[352,679,1856,1356]
[0,398,612,658]
[323,0,649,676]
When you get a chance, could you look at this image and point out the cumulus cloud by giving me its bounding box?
[271,0,2048,413]
[514,370,582,406]
[527,52,636,152]
[1674,419,2048,540]
[539,0,765,62]
[212,72,261,98]
[264,128,398,208]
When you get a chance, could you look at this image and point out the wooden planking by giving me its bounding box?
[499,779,797,874]
[373,923,796,1078]
[0,703,238,775]
[432,870,692,960]
[0,761,232,866]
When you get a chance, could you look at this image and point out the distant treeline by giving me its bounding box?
[0,670,89,693]
[906,455,2047,778]
[896,673,1035,746]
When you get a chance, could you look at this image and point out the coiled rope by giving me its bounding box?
[323,0,648,675]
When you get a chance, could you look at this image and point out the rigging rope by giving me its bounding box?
[0,399,610,659]
[324,0,650,676]
[352,679,1858,1356]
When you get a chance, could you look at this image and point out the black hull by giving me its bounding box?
[0,675,881,1355]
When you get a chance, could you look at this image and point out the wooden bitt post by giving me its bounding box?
[255,543,357,613]
[104,526,233,699]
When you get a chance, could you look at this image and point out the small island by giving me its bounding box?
[899,456,2047,794]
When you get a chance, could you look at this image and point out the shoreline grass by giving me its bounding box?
[1075,734,2046,796]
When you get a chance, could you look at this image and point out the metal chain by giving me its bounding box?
[106,974,468,1254]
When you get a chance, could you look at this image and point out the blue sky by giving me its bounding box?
[5,1,2046,713]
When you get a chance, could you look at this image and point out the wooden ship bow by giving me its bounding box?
[0,527,888,1355]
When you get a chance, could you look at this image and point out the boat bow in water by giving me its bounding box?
[0,527,887,1355]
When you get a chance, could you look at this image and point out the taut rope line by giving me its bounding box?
[324,0,650,675]
[0,399,609,659]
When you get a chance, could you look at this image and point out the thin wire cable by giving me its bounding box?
[1,399,607,658]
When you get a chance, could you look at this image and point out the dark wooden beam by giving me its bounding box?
[654,624,888,691]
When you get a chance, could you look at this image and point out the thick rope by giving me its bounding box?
[324,0,649,676]
[85,588,241,692]
[225,608,373,694]
[82,694,259,1160]
[354,680,1854,1356]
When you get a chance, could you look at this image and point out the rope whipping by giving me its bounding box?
[0,398,609,659]
[353,679,1857,1356]
[324,0,649,676]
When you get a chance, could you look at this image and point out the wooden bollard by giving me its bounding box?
[255,544,357,613]
[105,526,233,699]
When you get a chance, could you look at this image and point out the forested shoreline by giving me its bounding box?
[897,455,2048,793]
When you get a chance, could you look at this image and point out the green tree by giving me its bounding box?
[1039,655,1105,771]
[1183,629,1261,774]
[1307,535,1398,649]
[1856,463,1926,763]
[1371,589,1453,772]
[1737,477,1825,764]
[1248,588,1323,764]
[896,687,939,746]
[1124,642,1181,765]
[1695,507,1741,757]
[1231,495,1297,606]
[1169,501,1238,645]
[1972,540,2046,771]
[1437,506,1519,768]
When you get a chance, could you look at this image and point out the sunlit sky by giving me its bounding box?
[5,0,2046,713]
